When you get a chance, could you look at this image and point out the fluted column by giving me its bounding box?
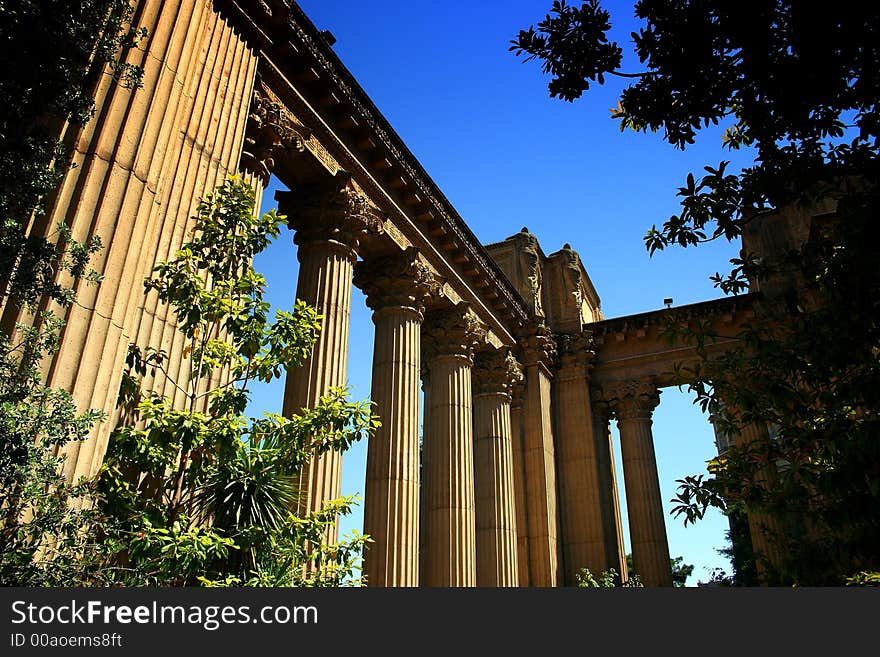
[737,422,786,581]
[473,349,523,587]
[354,247,440,587]
[607,381,673,587]
[277,172,382,542]
[509,379,530,586]
[7,0,259,483]
[518,321,561,586]
[421,304,487,586]
[554,331,608,585]
[591,398,628,581]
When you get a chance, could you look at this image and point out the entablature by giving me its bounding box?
[216,0,528,346]
[587,294,758,388]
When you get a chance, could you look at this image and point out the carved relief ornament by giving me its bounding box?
[517,320,555,370]
[241,82,312,185]
[422,303,488,364]
[516,227,544,318]
[555,330,595,374]
[472,349,524,398]
[278,171,384,257]
[560,243,586,326]
[601,379,661,421]
[354,247,443,316]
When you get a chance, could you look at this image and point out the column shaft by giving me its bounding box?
[423,355,476,586]
[283,239,354,540]
[522,363,560,586]
[9,0,258,483]
[474,392,518,586]
[362,307,421,586]
[555,371,607,584]
[739,422,786,580]
[618,416,673,587]
[592,410,628,580]
[510,394,529,586]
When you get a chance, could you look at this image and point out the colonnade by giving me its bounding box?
[277,183,676,587]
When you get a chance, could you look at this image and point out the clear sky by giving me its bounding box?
[248,0,760,585]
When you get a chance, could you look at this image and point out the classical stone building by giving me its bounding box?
[5,0,776,587]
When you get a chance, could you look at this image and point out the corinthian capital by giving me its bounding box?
[517,320,555,370]
[354,247,443,316]
[422,303,488,364]
[602,379,661,421]
[472,349,524,398]
[277,171,384,256]
[591,393,611,424]
[555,330,595,375]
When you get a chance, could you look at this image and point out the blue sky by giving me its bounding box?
[249,1,760,585]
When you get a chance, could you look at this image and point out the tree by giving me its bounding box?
[512,1,880,585]
[0,307,109,585]
[98,177,378,586]
[701,514,758,587]
[670,556,694,588]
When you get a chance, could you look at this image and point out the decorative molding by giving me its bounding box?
[240,80,313,185]
[555,330,595,375]
[588,294,757,342]
[279,3,529,322]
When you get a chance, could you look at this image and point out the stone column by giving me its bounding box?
[509,379,530,586]
[7,1,260,483]
[518,321,561,586]
[276,172,382,542]
[418,366,430,587]
[607,381,672,587]
[737,422,786,581]
[554,331,608,585]
[421,303,486,586]
[591,398,628,581]
[472,349,523,587]
[354,247,440,587]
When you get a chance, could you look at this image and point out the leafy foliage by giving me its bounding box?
[514,2,880,584]
[510,1,623,101]
[99,177,378,586]
[576,567,642,588]
[670,555,694,587]
[0,313,110,585]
